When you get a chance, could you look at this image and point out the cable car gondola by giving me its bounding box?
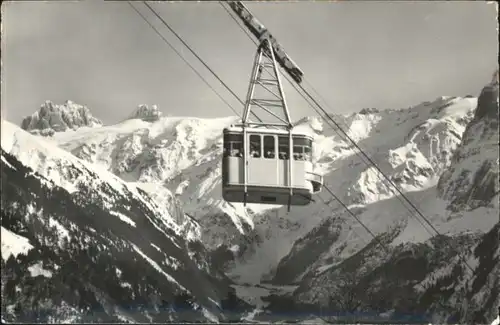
[221,35,323,210]
[222,125,322,206]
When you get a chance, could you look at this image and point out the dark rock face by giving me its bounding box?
[437,80,499,212]
[21,100,102,135]
[260,226,499,324]
[272,216,343,285]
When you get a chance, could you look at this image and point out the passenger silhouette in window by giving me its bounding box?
[304,146,312,161]
[231,148,243,158]
[264,136,275,159]
[250,150,259,158]
[278,136,289,160]
[249,135,261,158]
[223,133,244,158]
[293,145,305,161]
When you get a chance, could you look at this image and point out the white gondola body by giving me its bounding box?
[222,125,322,206]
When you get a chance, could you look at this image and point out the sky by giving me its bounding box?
[1,0,498,126]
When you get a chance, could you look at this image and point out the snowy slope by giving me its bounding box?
[0,120,242,323]
[50,111,237,185]
[36,96,490,277]
[2,119,186,236]
[172,95,490,284]
[16,82,499,323]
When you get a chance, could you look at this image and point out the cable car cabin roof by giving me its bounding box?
[223,125,313,139]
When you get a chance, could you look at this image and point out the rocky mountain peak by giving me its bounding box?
[128,104,163,122]
[20,100,102,136]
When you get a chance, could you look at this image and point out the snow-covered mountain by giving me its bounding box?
[0,120,250,323]
[276,80,499,323]
[4,75,499,323]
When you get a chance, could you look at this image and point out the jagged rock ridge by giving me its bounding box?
[21,100,102,136]
[128,104,163,122]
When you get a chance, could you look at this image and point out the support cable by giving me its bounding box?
[219,1,476,274]
[127,2,240,117]
[142,1,263,122]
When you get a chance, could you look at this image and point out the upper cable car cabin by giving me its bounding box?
[222,125,323,206]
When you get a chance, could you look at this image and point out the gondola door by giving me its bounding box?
[246,133,262,186]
